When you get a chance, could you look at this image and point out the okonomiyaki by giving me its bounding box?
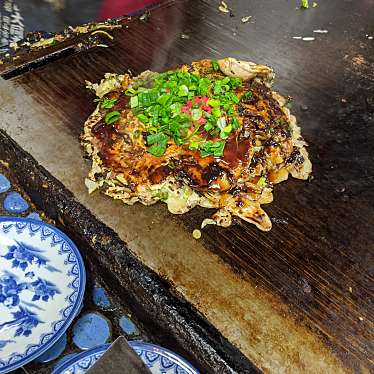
[81,58,312,231]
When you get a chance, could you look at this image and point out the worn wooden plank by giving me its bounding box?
[1,0,373,372]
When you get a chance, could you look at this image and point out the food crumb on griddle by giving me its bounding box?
[192,229,202,239]
[241,16,252,23]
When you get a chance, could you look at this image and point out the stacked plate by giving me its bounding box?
[0,217,199,374]
[52,342,199,374]
[0,217,86,373]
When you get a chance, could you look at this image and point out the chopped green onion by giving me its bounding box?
[231,94,239,104]
[152,190,169,201]
[198,78,210,95]
[104,111,121,124]
[137,114,149,123]
[188,141,200,150]
[231,117,240,129]
[148,145,166,157]
[157,93,172,106]
[200,140,225,157]
[130,96,139,108]
[178,85,189,96]
[241,91,253,101]
[101,97,117,109]
[213,81,222,94]
[216,117,226,130]
[221,124,232,138]
[191,109,202,121]
[125,88,136,96]
[211,60,220,71]
[212,108,222,117]
[147,132,168,156]
[257,176,267,187]
[230,77,242,88]
[147,132,167,145]
[207,98,220,107]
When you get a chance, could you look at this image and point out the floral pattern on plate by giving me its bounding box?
[0,217,85,373]
[52,342,199,374]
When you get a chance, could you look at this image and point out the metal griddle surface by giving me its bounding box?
[0,0,373,372]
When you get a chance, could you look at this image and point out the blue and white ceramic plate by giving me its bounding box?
[131,341,199,374]
[0,217,85,373]
[52,341,199,374]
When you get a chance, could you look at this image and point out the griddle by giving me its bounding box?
[0,1,373,373]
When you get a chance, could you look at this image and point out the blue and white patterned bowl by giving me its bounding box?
[131,341,199,374]
[52,341,199,374]
[0,217,86,373]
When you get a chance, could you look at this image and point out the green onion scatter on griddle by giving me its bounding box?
[300,0,309,9]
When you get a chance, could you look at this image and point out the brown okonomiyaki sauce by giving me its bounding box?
[91,71,295,193]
